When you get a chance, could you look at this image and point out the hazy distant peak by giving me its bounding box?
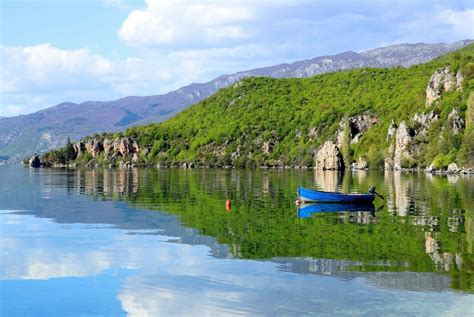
[360,39,474,67]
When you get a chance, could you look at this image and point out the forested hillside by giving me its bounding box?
[38,44,474,170]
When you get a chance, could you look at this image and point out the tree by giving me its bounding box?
[65,137,76,162]
[340,115,351,167]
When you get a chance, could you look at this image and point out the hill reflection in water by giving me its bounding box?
[22,167,473,293]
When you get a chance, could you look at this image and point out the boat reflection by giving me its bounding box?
[297,202,376,218]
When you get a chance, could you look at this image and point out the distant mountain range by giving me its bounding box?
[0,39,472,164]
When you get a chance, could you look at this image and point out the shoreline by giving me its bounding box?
[20,161,474,175]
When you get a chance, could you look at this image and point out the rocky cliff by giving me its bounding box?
[33,136,142,168]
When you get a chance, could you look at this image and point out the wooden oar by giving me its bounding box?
[369,186,385,200]
[374,191,384,200]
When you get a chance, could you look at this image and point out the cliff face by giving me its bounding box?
[382,65,470,173]
[33,45,474,172]
[425,66,463,106]
[35,137,142,168]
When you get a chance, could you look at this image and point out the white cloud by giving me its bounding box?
[0,41,278,116]
[0,44,125,116]
[1,44,113,95]
[118,0,255,49]
[437,9,474,39]
[0,44,178,115]
[1,1,473,117]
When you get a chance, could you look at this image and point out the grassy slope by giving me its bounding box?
[46,44,474,168]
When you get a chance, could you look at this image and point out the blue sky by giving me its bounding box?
[1,0,473,117]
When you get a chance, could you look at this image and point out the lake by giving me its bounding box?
[1,165,473,316]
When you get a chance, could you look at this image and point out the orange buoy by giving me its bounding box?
[226,199,231,212]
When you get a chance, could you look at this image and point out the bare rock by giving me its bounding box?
[426,66,456,106]
[384,143,395,170]
[308,127,319,139]
[426,163,437,173]
[113,137,140,157]
[412,111,439,129]
[84,139,103,158]
[314,141,343,170]
[132,153,139,162]
[395,121,416,169]
[412,111,439,137]
[336,113,378,147]
[448,108,464,135]
[385,121,417,170]
[386,119,398,141]
[262,139,275,156]
[103,139,113,158]
[456,71,464,91]
[357,157,368,169]
[73,142,86,157]
[447,163,461,174]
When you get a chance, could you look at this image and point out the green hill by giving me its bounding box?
[39,44,474,169]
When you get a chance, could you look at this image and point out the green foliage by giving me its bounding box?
[64,138,75,162]
[432,152,457,169]
[340,116,351,166]
[41,44,474,168]
[457,127,474,168]
[401,156,417,169]
[76,152,93,164]
[466,92,474,130]
[366,147,384,169]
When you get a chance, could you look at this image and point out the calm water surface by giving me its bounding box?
[1,166,473,316]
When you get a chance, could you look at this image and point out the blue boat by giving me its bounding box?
[297,202,375,218]
[297,186,376,203]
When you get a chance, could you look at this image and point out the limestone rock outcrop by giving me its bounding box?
[74,142,86,157]
[385,111,443,170]
[336,113,378,147]
[314,141,343,170]
[426,163,436,173]
[426,67,463,106]
[386,120,397,141]
[262,139,275,156]
[103,139,113,158]
[412,111,439,129]
[113,137,140,157]
[448,108,464,135]
[447,163,461,174]
[385,121,417,170]
[84,139,103,158]
[412,111,439,137]
[69,137,140,164]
